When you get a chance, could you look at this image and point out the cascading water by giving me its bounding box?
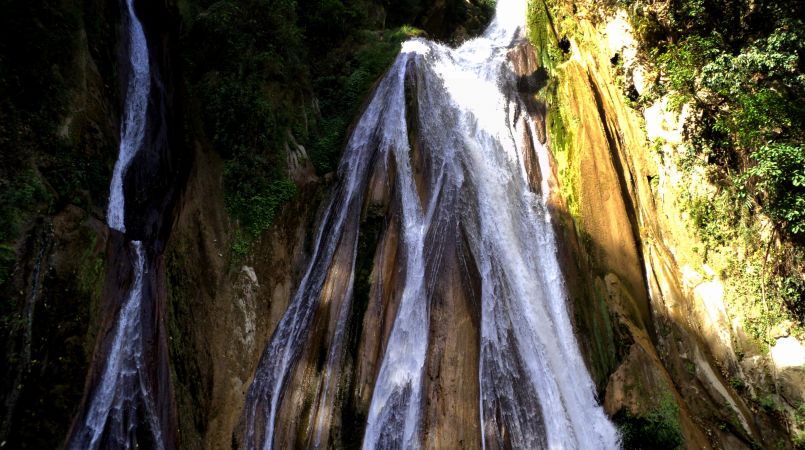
[242,0,620,448]
[65,1,170,448]
[66,242,166,450]
[240,69,387,450]
[107,0,150,234]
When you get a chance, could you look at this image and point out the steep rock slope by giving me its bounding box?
[527,0,804,447]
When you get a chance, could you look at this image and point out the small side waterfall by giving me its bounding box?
[66,242,166,450]
[240,57,403,450]
[107,0,150,234]
[242,0,620,448]
[65,1,175,448]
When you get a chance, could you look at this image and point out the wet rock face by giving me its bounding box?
[66,232,179,449]
[224,30,619,447]
[163,140,327,449]
[62,1,188,447]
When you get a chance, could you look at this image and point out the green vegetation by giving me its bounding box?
[0,0,118,272]
[654,30,805,238]
[0,2,119,445]
[0,170,47,286]
[184,0,493,254]
[650,0,805,331]
[526,0,556,69]
[0,244,14,286]
[614,393,684,450]
[184,0,307,255]
[796,434,805,450]
[0,171,49,244]
[526,0,580,221]
[685,182,803,346]
[307,25,425,174]
[631,0,805,241]
[740,143,805,235]
[794,403,805,449]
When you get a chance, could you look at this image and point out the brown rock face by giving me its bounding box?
[421,230,482,449]
[164,141,325,450]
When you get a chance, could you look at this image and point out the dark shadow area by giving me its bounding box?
[517,66,549,94]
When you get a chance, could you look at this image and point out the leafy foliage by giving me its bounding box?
[626,0,805,327]
[184,0,309,253]
[0,171,49,243]
[615,394,684,450]
[649,2,805,239]
[0,0,118,250]
[741,143,805,235]
[309,26,424,173]
[228,178,298,257]
[0,244,14,286]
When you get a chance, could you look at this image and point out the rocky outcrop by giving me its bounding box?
[164,140,326,449]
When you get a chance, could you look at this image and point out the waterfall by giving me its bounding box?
[65,1,170,448]
[242,0,620,448]
[66,241,166,450]
[107,0,150,233]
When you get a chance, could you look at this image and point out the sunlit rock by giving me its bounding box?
[771,337,805,370]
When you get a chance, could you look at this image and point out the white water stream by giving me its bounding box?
[67,241,165,450]
[107,0,150,234]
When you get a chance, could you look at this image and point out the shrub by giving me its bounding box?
[185,0,309,253]
[654,14,805,240]
[309,26,423,173]
[615,394,684,450]
[0,244,15,286]
[0,171,49,243]
[741,143,805,235]
[644,2,805,329]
